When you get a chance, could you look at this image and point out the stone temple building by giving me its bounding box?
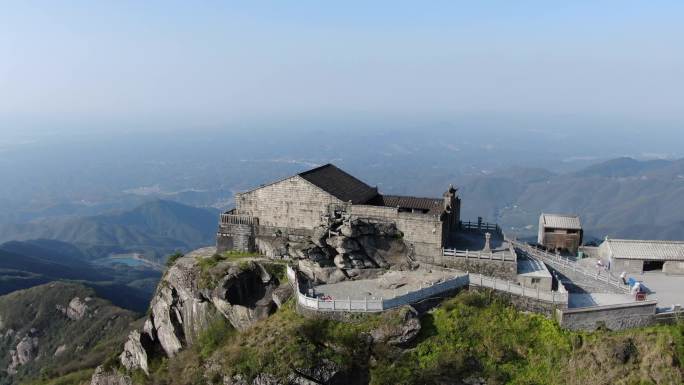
[599,238,684,274]
[217,164,461,261]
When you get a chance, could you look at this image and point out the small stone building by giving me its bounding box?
[598,238,684,274]
[517,258,553,291]
[217,164,461,261]
[537,213,583,254]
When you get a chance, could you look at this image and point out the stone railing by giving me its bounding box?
[442,247,517,262]
[287,265,468,312]
[468,272,568,305]
[512,241,629,293]
[220,213,259,226]
[287,265,568,313]
[655,306,684,324]
[460,220,502,235]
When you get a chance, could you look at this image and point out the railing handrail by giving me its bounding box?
[442,248,516,262]
[510,240,629,293]
[467,272,569,304]
[220,213,259,226]
[287,265,568,313]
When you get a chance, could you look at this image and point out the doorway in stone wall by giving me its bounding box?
[643,260,665,272]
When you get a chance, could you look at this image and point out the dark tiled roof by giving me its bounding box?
[298,164,378,204]
[369,194,443,214]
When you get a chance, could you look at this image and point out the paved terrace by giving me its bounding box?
[313,270,456,301]
[578,255,684,308]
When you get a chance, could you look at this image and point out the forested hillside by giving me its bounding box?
[0,282,140,385]
[458,157,684,240]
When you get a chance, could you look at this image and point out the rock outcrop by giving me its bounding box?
[256,218,410,285]
[116,247,286,375]
[119,330,150,374]
[8,332,39,375]
[56,296,89,321]
[370,306,421,347]
[90,366,132,385]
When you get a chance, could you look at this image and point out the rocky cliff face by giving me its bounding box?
[114,248,290,377]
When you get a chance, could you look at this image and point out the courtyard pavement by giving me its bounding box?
[628,271,684,308]
[313,269,459,301]
[569,293,636,308]
[576,256,684,308]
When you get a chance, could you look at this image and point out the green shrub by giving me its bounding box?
[166,252,184,267]
[197,319,236,359]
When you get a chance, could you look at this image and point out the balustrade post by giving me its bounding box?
[537,287,540,300]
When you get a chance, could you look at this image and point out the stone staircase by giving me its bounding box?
[512,241,629,294]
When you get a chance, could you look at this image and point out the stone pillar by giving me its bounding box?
[483,232,492,253]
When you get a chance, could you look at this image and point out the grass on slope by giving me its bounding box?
[371,292,684,385]
[134,300,390,385]
[36,291,684,385]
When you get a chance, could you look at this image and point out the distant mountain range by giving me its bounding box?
[0,239,159,312]
[1,159,682,311]
[0,199,219,260]
[459,157,684,241]
[0,200,219,311]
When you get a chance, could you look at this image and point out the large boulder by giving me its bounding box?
[370,306,421,347]
[255,236,289,258]
[66,297,89,320]
[7,334,38,375]
[272,284,294,308]
[298,260,348,284]
[119,330,150,374]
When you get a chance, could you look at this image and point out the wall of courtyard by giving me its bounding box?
[556,301,657,331]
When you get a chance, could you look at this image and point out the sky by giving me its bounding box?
[1,1,683,138]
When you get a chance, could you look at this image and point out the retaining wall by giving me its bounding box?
[447,258,517,281]
[556,301,657,331]
[470,286,562,316]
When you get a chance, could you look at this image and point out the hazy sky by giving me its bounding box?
[1,1,683,136]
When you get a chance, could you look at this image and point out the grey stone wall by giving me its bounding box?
[556,301,657,331]
[611,258,644,274]
[236,176,342,230]
[216,233,233,253]
[217,223,254,252]
[350,205,443,261]
[256,225,314,240]
[423,257,517,281]
[517,275,553,292]
[470,287,563,317]
[663,261,684,275]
